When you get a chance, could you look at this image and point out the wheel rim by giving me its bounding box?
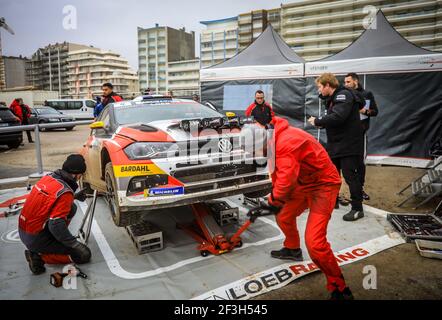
[105,172,118,219]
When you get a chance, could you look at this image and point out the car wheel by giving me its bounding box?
[66,126,74,131]
[38,120,46,132]
[105,162,142,227]
[7,139,22,149]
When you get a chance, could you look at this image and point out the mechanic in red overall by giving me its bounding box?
[245,90,275,125]
[253,111,354,300]
[19,154,91,275]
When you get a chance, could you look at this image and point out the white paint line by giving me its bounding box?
[77,201,284,280]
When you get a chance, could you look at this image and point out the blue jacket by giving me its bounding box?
[94,103,104,118]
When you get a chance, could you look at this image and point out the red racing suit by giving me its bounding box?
[19,171,78,264]
[268,116,347,292]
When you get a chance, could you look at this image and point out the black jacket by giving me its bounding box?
[102,92,123,108]
[315,86,364,159]
[357,86,378,132]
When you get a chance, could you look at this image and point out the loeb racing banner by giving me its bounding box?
[193,234,405,300]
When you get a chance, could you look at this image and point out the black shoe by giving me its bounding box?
[362,191,370,201]
[343,209,364,222]
[334,200,339,209]
[270,247,303,261]
[24,250,46,275]
[29,141,34,143]
[330,287,354,300]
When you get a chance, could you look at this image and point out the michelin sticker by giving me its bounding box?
[144,186,184,197]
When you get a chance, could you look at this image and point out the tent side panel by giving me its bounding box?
[366,71,442,159]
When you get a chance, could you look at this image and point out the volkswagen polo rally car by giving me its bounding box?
[81,96,271,227]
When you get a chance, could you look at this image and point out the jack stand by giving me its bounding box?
[77,190,98,244]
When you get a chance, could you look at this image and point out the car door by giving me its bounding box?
[84,107,113,189]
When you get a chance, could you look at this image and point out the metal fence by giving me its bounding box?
[0,120,93,178]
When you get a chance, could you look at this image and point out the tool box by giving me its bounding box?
[126,221,163,254]
[387,200,442,242]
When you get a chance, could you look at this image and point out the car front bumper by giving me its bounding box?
[117,178,271,212]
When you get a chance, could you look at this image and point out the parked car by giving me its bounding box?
[81,96,271,227]
[45,99,96,119]
[0,105,22,149]
[29,106,76,131]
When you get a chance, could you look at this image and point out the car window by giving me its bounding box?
[114,102,223,125]
[85,100,96,108]
[68,101,82,110]
[94,108,112,136]
[0,109,16,121]
[48,101,67,110]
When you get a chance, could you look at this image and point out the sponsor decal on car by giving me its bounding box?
[144,186,185,197]
[113,164,165,177]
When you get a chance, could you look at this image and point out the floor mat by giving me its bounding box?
[0,188,404,299]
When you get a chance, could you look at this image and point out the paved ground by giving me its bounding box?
[0,126,441,299]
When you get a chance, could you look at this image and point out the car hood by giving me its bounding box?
[116,119,242,142]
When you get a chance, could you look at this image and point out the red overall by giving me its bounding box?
[268,116,347,292]
[19,174,76,265]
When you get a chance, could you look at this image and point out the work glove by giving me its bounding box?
[71,241,92,264]
[247,202,281,222]
[74,189,88,202]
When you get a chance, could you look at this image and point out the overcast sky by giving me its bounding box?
[1,0,295,70]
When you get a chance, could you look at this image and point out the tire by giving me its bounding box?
[66,126,74,131]
[7,139,22,149]
[200,250,209,257]
[38,120,46,132]
[104,162,142,227]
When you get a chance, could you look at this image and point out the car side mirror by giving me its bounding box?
[90,121,104,129]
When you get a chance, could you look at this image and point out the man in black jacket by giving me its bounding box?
[344,73,379,201]
[308,73,365,221]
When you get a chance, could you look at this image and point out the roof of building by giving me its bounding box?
[200,16,238,25]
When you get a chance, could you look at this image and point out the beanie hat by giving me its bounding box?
[62,154,86,174]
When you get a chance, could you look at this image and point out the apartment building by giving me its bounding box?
[1,55,28,89]
[200,0,441,63]
[67,47,138,99]
[167,59,200,97]
[200,17,239,68]
[26,42,91,97]
[137,24,195,94]
[281,0,441,61]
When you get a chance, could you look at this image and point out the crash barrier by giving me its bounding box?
[0,121,93,180]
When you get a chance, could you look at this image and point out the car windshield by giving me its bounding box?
[36,108,60,115]
[114,102,223,125]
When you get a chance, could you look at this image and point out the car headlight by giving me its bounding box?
[124,142,179,160]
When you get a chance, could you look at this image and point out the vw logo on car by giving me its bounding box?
[218,138,233,153]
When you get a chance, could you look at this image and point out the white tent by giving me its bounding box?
[200,25,305,81]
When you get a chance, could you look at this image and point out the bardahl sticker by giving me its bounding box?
[113,164,165,177]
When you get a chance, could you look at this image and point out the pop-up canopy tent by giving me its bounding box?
[305,10,442,167]
[200,25,306,126]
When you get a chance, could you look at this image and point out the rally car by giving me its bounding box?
[80,96,271,227]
